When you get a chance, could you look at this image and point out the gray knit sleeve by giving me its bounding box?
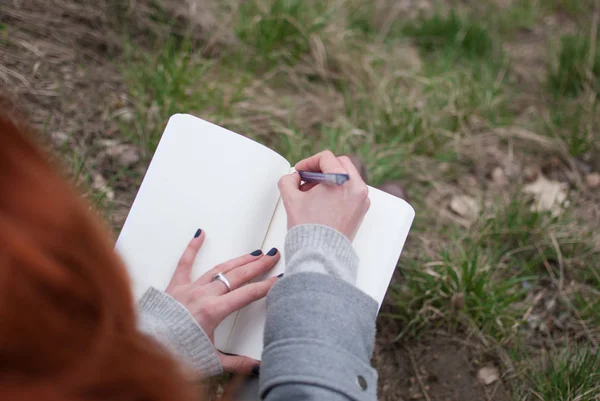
[137,287,223,378]
[284,224,359,284]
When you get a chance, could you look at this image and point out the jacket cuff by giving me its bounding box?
[137,287,223,377]
[285,224,359,284]
[261,273,378,400]
[260,339,377,401]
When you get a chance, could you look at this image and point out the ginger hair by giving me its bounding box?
[0,112,200,401]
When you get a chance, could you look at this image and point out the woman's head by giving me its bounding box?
[0,112,197,401]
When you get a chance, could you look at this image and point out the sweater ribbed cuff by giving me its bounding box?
[137,287,223,377]
[285,224,359,284]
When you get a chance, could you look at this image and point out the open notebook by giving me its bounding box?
[116,114,415,360]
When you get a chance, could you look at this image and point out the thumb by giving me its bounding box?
[278,172,301,201]
[219,352,260,375]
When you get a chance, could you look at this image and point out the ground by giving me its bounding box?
[1,0,599,400]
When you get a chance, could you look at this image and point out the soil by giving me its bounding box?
[374,300,511,401]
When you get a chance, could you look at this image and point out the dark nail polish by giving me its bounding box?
[267,247,278,256]
[194,229,202,238]
[250,249,262,256]
[251,365,260,377]
[277,273,284,278]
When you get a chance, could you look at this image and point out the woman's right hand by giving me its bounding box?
[278,150,370,241]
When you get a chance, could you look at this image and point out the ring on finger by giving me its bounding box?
[212,272,232,293]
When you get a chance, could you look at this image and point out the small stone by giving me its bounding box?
[105,143,141,167]
[449,195,479,221]
[51,131,69,145]
[585,173,600,189]
[477,364,500,385]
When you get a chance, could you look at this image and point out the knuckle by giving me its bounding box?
[237,267,252,284]
[355,185,369,199]
[248,284,266,300]
[338,155,351,164]
[322,149,334,158]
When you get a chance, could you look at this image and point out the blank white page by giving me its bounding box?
[227,184,415,360]
[353,187,415,304]
[115,114,290,350]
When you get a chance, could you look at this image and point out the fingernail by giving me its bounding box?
[250,249,262,256]
[267,247,278,256]
[251,365,260,377]
[277,273,284,278]
[194,229,202,238]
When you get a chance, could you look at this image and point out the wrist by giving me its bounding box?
[284,224,359,284]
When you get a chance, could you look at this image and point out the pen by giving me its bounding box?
[298,171,350,185]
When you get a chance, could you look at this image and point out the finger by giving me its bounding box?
[213,277,278,320]
[299,181,318,192]
[337,155,367,186]
[294,150,346,174]
[219,352,260,375]
[208,249,280,294]
[170,229,205,286]
[278,172,301,202]
[196,251,264,285]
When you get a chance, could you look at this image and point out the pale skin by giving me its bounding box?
[165,150,370,375]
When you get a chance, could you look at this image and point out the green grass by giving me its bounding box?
[121,39,252,150]
[549,34,600,97]
[519,347,600,401]
[404,10,496,60]
[390,244,530,340]
[234,0,331,66]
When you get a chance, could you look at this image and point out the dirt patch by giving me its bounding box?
[374,326,511,401]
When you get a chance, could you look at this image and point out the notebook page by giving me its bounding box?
[115,114,290,350]
[352,187,414,305]
[226,184,414,360]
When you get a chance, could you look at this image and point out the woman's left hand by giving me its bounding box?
[165,229,280,375]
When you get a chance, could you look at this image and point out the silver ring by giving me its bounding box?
[212,272,232,292]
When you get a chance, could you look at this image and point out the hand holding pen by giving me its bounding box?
[298,171,350,185]
[278,151,370,241]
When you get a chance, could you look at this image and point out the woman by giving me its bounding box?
[0,112,378,401]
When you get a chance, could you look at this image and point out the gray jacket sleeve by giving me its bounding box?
[137,287,223,377]
[260,224,378,401]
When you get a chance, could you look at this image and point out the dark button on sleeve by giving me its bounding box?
[357,375,368,391]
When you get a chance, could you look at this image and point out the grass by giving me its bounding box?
[403,10,496,60]
[44,0,600,398]
[519,347,600,400]
[234,0,331,66]
[549,34,600,97]
[390,244,530,340]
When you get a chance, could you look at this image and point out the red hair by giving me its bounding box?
[0,111,199,401]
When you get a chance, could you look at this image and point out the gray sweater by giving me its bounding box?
[138,224,378,400]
